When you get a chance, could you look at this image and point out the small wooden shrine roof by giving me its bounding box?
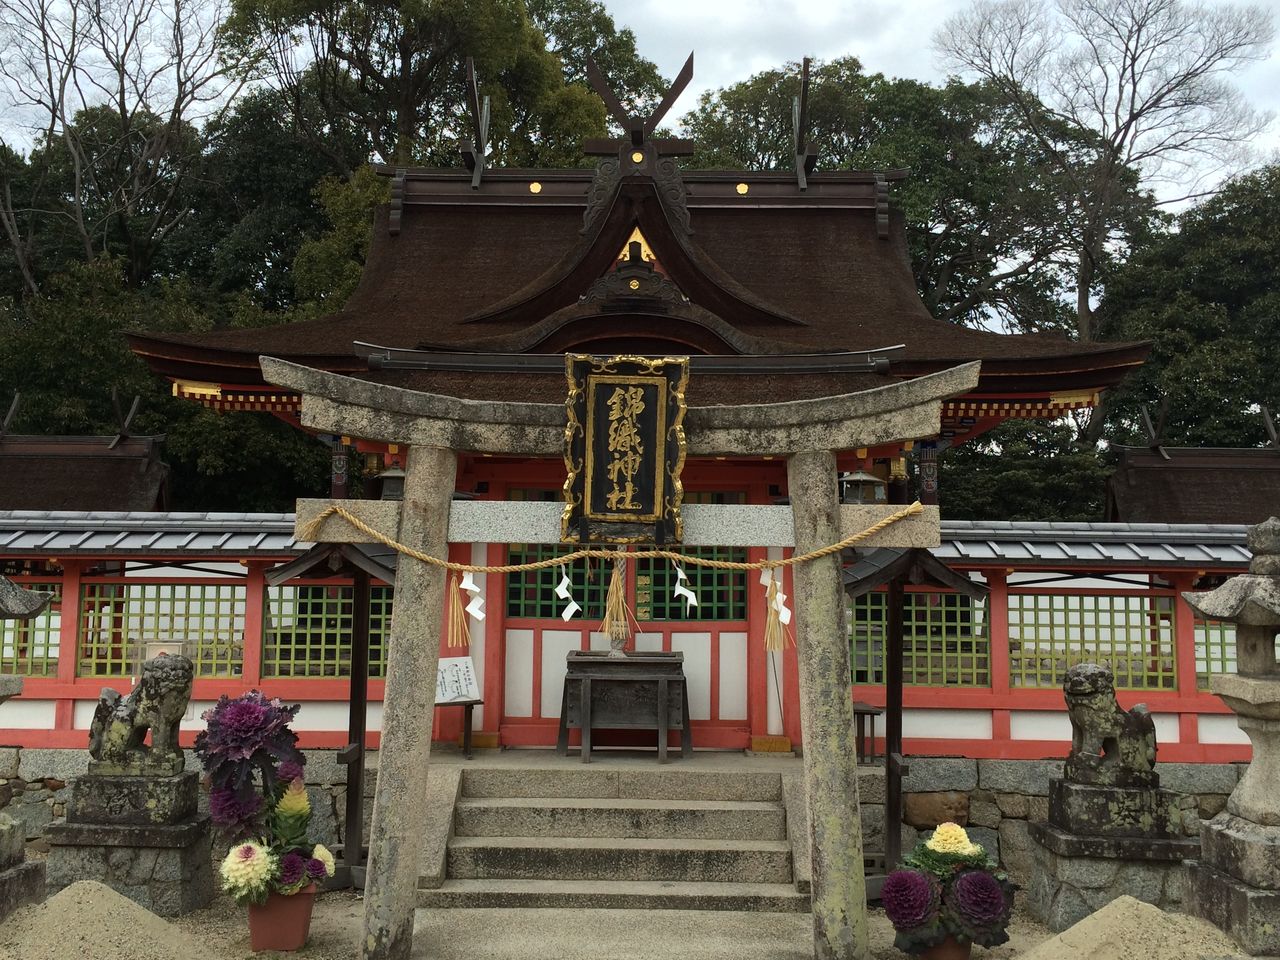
[843,547,989,599]
[1107,445,1280,525]
[0,435,168,512]
[129,165,1148,405]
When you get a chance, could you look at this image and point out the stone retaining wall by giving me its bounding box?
[889,757,1241,884]
[1,747,1241,883]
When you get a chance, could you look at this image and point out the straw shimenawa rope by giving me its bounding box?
[298,501,925,574]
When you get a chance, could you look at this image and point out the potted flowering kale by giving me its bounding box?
[194,691,337,953]
[882,822,1016,960]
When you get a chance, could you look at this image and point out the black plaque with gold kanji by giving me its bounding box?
[562,354,688,544]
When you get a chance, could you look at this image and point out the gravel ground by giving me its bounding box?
[2,883,1243,960]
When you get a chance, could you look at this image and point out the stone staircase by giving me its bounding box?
[417,766,810,911]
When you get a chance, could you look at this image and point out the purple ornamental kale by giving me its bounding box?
[948,870,1011,927]
[209,785,263,835]
[882,869,941,930]
[277,759,305,783]
[279,851,307,887]
[196,692,299,764]
[306,858,328,881]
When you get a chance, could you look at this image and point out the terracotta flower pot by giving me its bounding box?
[248,884,317,952]
[921,934,972,960]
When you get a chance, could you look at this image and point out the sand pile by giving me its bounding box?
[0,881,221,960]
[1020,896,1243,960]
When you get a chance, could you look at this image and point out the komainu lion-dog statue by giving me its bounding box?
[1062,662,1158,787]
[88,652,194,775]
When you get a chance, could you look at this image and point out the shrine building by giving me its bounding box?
[120,72,1151,756]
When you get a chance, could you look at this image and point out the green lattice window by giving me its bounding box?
[1008,592,1176,690]
[264,583,391,678]
[636,548,748,621]
[79,582,245,677]
[0,582,61,676]
[506,545,606,620]
[851,590,989,686]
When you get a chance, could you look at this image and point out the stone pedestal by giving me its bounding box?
[1028,780,1199,931]
[0,675,45,921]
[1179,517,1280,955]
[0,810,44,921]
[45,770,213,916]
[1028,820,1198,931]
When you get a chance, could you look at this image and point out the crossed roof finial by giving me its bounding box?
[583,53,696,159]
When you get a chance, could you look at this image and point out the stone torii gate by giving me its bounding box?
[263,355,980,960]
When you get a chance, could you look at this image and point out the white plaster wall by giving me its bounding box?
[0,698,56,729]
[540,629,581,719]
[670,631,712,721]
[718,631,748,721]
[633,632,664,653]
[504,629,533,717]
[1199,714,1251,745]
[903,708,992,740]
[1010,710,1071,741]
[1152,713,1180,744]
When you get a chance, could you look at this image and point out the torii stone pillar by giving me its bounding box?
[262,355,979,960]
[789,449,869,958]
[361,446,456,959]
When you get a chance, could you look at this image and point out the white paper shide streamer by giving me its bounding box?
[672,563,698,615]
[459,571,485,621]
[555,571,581,621]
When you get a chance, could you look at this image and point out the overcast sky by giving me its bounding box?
[604,0,1280,172]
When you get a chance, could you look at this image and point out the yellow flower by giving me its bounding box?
[312,843,336,878]
[926,822,982,857]
[221,841,275,891]
[276,778,310,818]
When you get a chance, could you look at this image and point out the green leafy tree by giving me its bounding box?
[938,420,1110,521]
[0,257,328,510]
[1101,163,1280,448]
[222,0,614,167]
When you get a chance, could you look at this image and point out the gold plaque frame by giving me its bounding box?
[562,354,689,544]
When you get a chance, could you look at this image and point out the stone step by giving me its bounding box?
[459,768,783,802]
[453,796,787,841]
[416,878,811,912]
[446,836,793,883]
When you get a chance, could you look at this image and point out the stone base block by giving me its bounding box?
[1185,859,1280,956]
[0,860,45,922]
[0,813,24,870]
[1199,813,1280,890]
[1048,779,1189,839]
[1027,826,1188,932]
[68,771,198,826]
[1030,821,1200,861]
[45,817,214,917]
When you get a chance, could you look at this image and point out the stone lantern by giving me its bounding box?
[0,576,52,921]
[1181,516,1280,954]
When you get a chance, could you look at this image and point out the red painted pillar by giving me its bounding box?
[242,562,266,686]
[1171,572,1202,751]
[745,546,769,743]
[987,570,1012,746]
[54,561,82,730]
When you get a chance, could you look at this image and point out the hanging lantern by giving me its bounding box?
[840,470,887,505]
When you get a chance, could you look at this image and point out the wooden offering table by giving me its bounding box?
[556,651,692,763]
